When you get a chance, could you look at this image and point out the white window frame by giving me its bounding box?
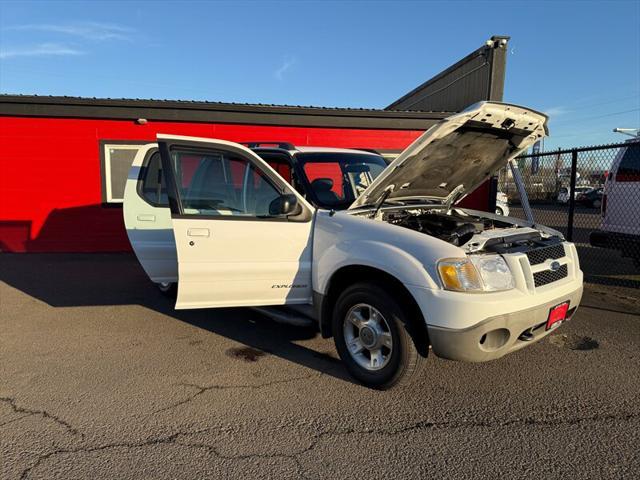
[103,143,144,203]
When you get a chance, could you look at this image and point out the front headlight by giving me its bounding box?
[437,258,483,292]
[438,255,514,292]
[469,255,515,291]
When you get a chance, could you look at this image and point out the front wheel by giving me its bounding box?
[332,283,425,389]
[495,206,504,215]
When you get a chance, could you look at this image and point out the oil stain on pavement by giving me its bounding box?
[225,346,267,362]
[549,333,600,350]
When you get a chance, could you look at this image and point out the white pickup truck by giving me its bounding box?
[124,102,583,389]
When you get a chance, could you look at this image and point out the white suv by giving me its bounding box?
[124,102,584,389]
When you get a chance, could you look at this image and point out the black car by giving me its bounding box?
[576,187,603,208]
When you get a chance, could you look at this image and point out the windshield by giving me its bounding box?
[297,152,388,209]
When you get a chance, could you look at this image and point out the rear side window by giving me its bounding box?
[616,144,640,182]
[140,152,168,206]
[139,150,224,206]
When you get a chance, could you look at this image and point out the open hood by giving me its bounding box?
[349,102,548,209]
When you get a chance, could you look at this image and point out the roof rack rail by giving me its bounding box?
[242,141,295,150]
[353,148,381,155]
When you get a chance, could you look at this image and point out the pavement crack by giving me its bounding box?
[17,409,638,479]
[154,371,322,414]
[19,433,180,480]
[301,409,640,445]
[0,396,83,438]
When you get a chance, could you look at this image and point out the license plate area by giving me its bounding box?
[546,301,570,330]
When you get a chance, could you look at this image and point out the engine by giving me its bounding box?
[384,209,511,247]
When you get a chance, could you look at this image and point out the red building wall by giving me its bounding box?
[0,116,489,252]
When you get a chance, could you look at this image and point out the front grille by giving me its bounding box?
[534,264,568,287]
[526,244,566,265]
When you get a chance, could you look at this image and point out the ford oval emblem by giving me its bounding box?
[549,261,561,272]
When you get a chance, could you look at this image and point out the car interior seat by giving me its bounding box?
[310,178,340,205]
[184,156,239,214]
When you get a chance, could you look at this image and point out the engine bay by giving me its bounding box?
[383,209,509,246]
[382,208,562,252]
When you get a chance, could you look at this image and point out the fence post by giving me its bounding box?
[567,149,578,241]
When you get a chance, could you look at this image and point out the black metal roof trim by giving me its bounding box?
[386,35,510,112]
[0,94,451,130]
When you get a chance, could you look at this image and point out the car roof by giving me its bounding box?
[293,146,380,155]
[249,145,381,156]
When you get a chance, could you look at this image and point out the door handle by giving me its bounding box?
[187,228,210,237]
[137,214,156,222]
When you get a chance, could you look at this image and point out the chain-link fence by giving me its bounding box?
[498,140,640,289]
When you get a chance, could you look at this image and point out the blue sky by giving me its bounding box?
[0,0,638,150]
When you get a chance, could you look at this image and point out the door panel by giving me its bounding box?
[123,144,177,283]
[172,218,312,308]
[157,134,314,309]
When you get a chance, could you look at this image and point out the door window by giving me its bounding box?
[171,149,282,217]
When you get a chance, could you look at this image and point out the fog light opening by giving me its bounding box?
[478,328,510,352]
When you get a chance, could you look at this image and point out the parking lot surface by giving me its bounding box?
[1,254,639,479]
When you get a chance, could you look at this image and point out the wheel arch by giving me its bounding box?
[317,265,429,357]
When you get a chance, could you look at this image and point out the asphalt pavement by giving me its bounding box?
[1,254,639,479]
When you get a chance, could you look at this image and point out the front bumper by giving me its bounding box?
[426,285,583,362]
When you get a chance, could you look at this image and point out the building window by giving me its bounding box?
[102,143,144,203]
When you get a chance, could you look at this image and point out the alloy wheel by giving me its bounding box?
[343,303,393,371]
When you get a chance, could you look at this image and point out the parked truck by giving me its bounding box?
[124,102,583,389]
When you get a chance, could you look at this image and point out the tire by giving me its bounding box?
[156,281,177,298]
[332,283,425,389]
[495,206,504,215]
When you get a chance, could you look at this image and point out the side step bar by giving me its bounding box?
[251,306,315,328]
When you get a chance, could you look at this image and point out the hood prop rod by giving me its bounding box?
[509,159,535,223]
[371,186,394,219]
[444,184,466,211]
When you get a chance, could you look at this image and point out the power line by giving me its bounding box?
[552,93,640,113]
[550,108,640,125]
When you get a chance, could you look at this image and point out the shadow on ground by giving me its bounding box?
[0,253,353,384]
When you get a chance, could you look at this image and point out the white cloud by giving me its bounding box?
[545,106,570,117]
[0,43,85,59]
[274,56,296,80]
[6,22,133,41]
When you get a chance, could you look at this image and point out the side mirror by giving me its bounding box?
[269,194,300,216]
